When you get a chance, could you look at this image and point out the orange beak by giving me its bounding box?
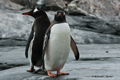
[22,12,30,15]
[58,13,62,16]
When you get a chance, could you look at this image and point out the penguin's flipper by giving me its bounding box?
[25,30,34,58]
[70,36,79,60]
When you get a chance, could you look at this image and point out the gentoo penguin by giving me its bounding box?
[42,10,75,77]
[22,7,51,72]
[23,8,79,73]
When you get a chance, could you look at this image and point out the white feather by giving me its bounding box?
[44,23,70,71]
[28,32,35,66]
[33,8,38,13]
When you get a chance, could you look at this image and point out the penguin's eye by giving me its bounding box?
[33,8,38,13]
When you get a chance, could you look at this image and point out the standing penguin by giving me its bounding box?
[23,8,79,73]
[42,10,75,77]
[22,7,51,72]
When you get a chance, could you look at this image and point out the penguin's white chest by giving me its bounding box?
[44,23,70,71]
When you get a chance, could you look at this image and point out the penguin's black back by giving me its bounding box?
[32,16,50,66]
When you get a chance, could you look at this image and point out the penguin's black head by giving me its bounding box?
[22,7,46,19]
[54,10,66,22]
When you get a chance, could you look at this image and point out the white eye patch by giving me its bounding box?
[33,8,38,13]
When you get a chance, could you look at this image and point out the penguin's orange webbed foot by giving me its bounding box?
[27,69,36,72]
[57,70,69,75]
[47,70,56,77]
[27,67,35,72]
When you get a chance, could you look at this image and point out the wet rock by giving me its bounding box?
[37,0,66,11]
[10,0,66,10]
[0,8,33,46]
[0,45,120,80]
[0,0,23,10]
[0,63,25,70]
[67,3,88,16]
[10,0,120,20]
[71,28,120,44]
[10,0,31,8]
[77,0,120,20]
[0,38,26,46]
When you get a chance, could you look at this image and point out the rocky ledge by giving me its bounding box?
[0,44,120,80]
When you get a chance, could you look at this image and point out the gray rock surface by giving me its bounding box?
[10,0,120,19]
[0,0,120,46]
[0,9,33,46]
[77,0,120,20]
[0,9,120,45]
[71,28,120,44]
[0,0,23,10]
[0,44,120,80]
